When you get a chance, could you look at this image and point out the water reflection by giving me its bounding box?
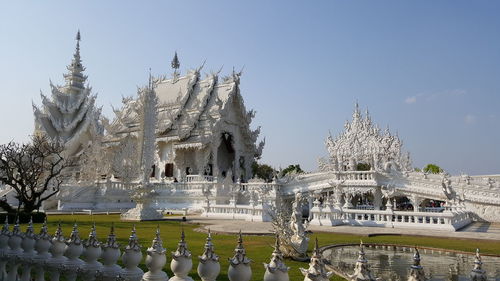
[323,245,500,281]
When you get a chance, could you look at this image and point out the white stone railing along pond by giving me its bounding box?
[308,199,472,231]
[0,217,297,281]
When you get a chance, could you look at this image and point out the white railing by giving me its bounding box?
[309,204,472,231]
[201,201,272,222]
[184,175,214,183]
[0,219,281,281]
[336,171,376,181]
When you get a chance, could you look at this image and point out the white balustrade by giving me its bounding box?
[0,215,486,280]
[309,203,472,231]
[202,201,272,222]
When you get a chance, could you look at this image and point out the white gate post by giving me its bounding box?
[47,223,67,281]
[20,218,36,281]
[6,217,23,281]
[101,224,122,281]
[33,219,52,281]
[121,225,144,281]
[142,226,168,281]
[82,223,103,281]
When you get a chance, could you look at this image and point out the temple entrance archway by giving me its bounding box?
[217,132,235,179]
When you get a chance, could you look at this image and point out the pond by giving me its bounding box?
[322,244,500,281]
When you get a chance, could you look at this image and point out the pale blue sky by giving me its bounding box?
[0,1,499,175]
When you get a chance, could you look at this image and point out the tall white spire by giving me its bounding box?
[64,30,87,91]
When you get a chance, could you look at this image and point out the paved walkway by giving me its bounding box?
[182,216,500,241]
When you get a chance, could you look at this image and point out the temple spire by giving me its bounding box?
[171,51,180,80]
[171,51,180,70]
[64,30,87,91]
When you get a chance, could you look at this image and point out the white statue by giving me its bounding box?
[289,193,310,259]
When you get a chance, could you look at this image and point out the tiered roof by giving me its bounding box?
[33,31,102,152]
[108,63,263,157]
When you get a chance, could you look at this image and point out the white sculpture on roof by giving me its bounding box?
[320,102,412,173]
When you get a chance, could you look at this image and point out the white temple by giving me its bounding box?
[8,32,500,227]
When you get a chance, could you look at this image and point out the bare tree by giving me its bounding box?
[0,135,71,213]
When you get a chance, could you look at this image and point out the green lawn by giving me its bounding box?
[20,214,500,281]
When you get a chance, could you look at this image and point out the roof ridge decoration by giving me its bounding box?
[319,102,412,173]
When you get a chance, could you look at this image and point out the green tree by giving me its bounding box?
[251,162,276,182]
[280,164,304,176]
[423,163,443,174]
[356,163,371,171]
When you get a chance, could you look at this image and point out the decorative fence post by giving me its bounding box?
[169,230,193,281]
[407,248,425,281]
[64,223,85,281]
[347,241,376,281]
[6,217,23,281]
[121,225,144,281]
[299,238,333,281]
[142,226,168,281]
[227,231,252,281]
[470,248,487,281]
[0,217,11,280]
[101,224,122,281]
[82,223,103,281]
[20,217,36,281]
[34,219,52,281]
[263,235,289,281]
[197,229,220,281]
[48,223,67,281]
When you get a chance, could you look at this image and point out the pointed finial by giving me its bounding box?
[76,30,81,41]
[1,216,10,235]
[125,224,141,252]
[149,225,165,254]
[11,216,21,236]
[412,247,422,268]
[172,228,191,259]
[103,222,119,249]
[171,51,180,70]
[67,222,82,245]
[25,216,35,238]
[470,248,487,280]
[229,229,251,266]
[38,217,50,240]
[238,229,243,246]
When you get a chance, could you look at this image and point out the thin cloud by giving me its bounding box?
[405,89,467,104]
[426,89,467,101]
[464,114,477,125]
[405,96,417,104]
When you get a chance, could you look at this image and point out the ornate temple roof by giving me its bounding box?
[320,102,411,172]
[106,60,263,157]
[33,31,103,155]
